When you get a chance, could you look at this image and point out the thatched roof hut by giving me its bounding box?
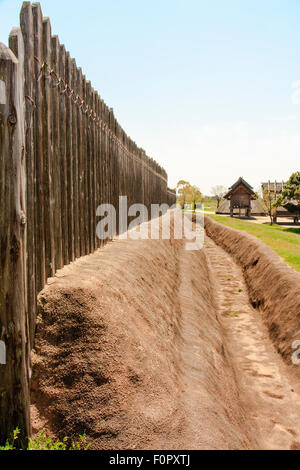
[216,177,265,216]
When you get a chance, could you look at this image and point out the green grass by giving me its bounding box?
[0,428,90,451]
[181,198,218,213]
[208,215,300,272]
[203,198,218,212]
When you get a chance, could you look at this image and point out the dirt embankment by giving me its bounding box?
[204,216,300,369]
[31,213,256,450]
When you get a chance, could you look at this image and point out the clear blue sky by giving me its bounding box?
[1,0,300,194]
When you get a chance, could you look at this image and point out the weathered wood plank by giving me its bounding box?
[65,52,74,262]
[32,3,46,292]
[71,58,80,259]
[42,17,55,278]
[95,92,100,248]
[86,81,92,253]
[51,35,63,270]
[20,3,36,345]
[99,97,105,247]
[91,88,97,249]
[0,40,30,446]
[77,67,84,256]
[82,75,89,255]
[89,85,95,253]
[100,99,105,243]
[59,44,68,265]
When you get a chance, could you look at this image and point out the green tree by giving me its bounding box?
[276,172,300,219]
[176,181,202,210]
[177,180,189,208]
[260,189,277,225]
[188,185,202,210]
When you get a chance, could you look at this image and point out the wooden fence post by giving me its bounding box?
[42,17,55,279]
[51,35,63,271]
[71,58,80,259]
[20,1,36,347]
[59,44,69,265]
[65,52,74,262]
[32,3,46,293]
[77,67,84,256]
[0,41,30,446]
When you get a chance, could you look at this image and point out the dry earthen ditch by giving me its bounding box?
[31,212,300,450]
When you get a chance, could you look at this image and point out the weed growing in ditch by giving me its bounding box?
[0,428,90,451]
[228,311,239,318]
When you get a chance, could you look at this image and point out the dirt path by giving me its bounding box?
[212,213,300,227]
[170,246,257,449]
[32,212,300,449]
[204,235,300,450]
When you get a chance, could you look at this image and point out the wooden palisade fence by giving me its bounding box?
[0,2,176,445]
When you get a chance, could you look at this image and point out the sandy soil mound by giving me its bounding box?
[204,216,300,370]
[31,213,255,449]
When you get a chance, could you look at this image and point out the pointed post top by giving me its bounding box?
[0,42,18,63]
